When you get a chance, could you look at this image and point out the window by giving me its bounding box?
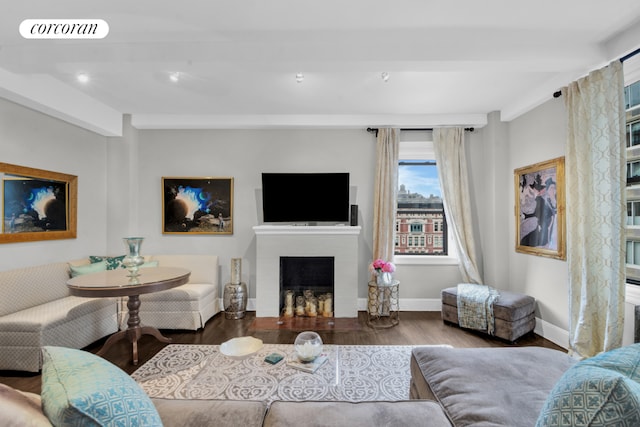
[625,80,640,111]
[628,201,640,226]
[410,223,423,233]
[627,160,640,185]
[395,140,448,256]
[627,241,640,265]
[626,121,640,148]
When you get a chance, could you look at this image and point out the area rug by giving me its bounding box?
[132,343,421,403]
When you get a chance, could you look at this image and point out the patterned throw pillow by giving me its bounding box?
[536,343,640,427]
[69,260,107,277]
[41,346,163,427]
[90,255,126,270]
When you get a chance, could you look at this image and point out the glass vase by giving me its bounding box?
[376,272,393,286]
[123,237,144,277]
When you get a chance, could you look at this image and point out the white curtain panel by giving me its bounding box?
[373,128,399,265]
[433,127,483,284]
[562,60,626,358]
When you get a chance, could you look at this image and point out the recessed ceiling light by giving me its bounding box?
[169,72,180,83]
[381,72,390,82]
[76,72,89,84]
[296,73,304,83]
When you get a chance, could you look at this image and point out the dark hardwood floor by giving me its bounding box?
[0,311,564,394]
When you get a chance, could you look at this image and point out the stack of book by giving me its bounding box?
[286,353,329,373]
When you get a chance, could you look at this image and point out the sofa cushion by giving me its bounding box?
[152,398,267,427]
[140,283,215,303]
[0,262,73,317]
[0,383,52,427]
[263,400,452,427]
[536,343,640,427]
[150,254,218,285]
[0,298,118,372]
[41,346,162,427]
[0,296,116,332]
[411,346,576,427]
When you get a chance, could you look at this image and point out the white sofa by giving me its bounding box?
[0,262,119,372]
[69,254,221,331]
[0,254,220,372]
[138,254,220,330]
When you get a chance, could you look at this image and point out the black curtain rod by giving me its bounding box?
[621,47,640,63]
[366,127,474,136]
[553,47,640,98]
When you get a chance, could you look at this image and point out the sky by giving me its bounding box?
[398,163,441,198]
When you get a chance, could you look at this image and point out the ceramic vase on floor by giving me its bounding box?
[224,258,247,319]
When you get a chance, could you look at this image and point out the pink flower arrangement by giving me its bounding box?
[370,258,396,274]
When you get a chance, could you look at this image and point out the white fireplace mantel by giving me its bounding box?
[253,225,361,318]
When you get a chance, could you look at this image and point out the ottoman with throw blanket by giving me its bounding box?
[441,284,536,342]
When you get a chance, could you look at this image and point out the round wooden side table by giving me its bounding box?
[367,279,400,328]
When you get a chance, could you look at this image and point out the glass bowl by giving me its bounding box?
[294,331,323,362]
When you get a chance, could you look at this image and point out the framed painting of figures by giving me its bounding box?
[514,157,565,260]
[162,176,233,235]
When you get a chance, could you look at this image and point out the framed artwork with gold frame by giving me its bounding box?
[514,157,565,260]
[162,176,234,235]
[1,162,77,243]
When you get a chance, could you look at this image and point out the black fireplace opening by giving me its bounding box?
[279,256,334,316]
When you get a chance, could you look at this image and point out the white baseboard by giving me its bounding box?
[357,297,441,311]
[534,317,569,349]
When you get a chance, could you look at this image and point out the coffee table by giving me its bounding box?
[67,267,190,364]
[132,343,416,402]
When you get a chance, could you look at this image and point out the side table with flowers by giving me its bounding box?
[371,258,396,285]
[367,258,399,328]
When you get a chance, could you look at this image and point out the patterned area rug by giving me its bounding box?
[132,344,418,403]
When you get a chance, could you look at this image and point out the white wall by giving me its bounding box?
[0,95,584,348]
[0,98,109,270]
[117,128,469,302]
[129,129,376,299]
[506,98,570,343]
[474,112,510,288]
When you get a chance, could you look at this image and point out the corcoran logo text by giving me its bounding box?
[19,19,109,39]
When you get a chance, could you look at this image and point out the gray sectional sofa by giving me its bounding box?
[410,346,577,426]
[1,381,449,427]
[411,344,640,426]
[5,343,640,426]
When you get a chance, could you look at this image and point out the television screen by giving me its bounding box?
[261,173,350,223]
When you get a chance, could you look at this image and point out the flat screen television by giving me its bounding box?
[261,172,350,223]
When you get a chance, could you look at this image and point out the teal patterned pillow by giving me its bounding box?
[69,260,107,277]
[90,255,126,270]
[41,346,162,427]
[536,343,640,427]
